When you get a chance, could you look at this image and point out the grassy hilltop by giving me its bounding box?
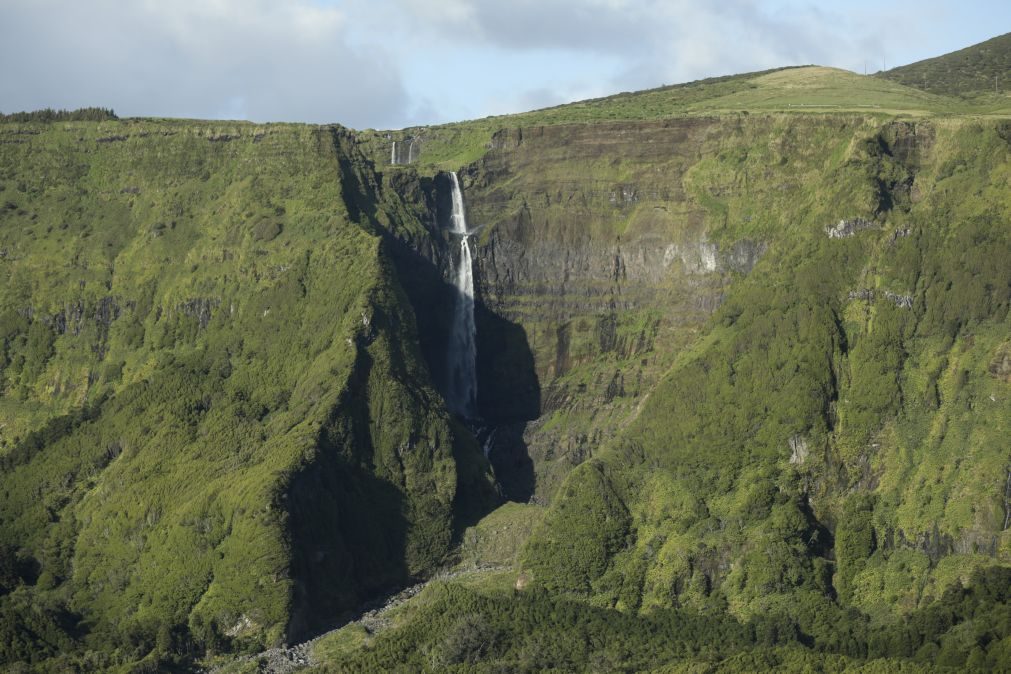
[362,63,1011,171]
[1,34,1010,673]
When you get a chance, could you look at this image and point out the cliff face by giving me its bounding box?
[416,116,849,501]
[0,121,493,657]
[1,103,1009,669]
[510,116,1011,619]
[377,113,1010,622]
[474,120,770,500]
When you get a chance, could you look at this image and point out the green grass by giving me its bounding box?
[695,67,959,114]
[456,502,545,570]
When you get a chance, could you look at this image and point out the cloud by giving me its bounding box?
[399,0,654,54]
[0,0,409,128]
[0,0,1002,128]
[394,0,895,89]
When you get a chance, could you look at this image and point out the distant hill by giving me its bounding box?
[877,32,1011,97]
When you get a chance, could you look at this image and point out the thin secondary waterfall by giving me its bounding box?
[391,140,416,165]
[481,428,497,458]
[446,171,478,418]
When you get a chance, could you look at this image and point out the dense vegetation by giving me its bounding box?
[314,566,1011,672]
[515,115,1011,618]
[0,120,493,670]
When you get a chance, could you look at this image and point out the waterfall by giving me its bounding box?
[446,171,478,418]
[390,141,397,165]
[407,139,415,164]
[481,428,497,458]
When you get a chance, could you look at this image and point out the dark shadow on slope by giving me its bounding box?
[328,130,500,533]
[447,416,500,535]
[388,171,541,504]
[475,305,539,503]
[481,421,535,503]
[475,306,541,422]
[286,455,410,643]
[797,494,836,602]
[382,228,457,402]
[285,350,412,643]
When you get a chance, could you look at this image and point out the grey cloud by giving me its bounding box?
[399,0,658,54]
[0,0,978,128]
[0,0,409,128]
[397,0,897,88]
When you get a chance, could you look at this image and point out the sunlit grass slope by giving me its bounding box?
[697,66,959,114]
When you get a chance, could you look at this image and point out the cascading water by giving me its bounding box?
[446,171,478,418]
[391,140,416,165]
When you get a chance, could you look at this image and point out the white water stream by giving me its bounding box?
[446,171,478,418]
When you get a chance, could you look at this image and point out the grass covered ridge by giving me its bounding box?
[364,64,1010,172]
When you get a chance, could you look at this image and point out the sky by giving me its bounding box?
[1,0,1008,129]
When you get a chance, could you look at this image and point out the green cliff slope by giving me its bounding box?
[324,76,1011,671]
[520,117,1011,621]
[0,120,492,669]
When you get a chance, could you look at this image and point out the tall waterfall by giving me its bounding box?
[390,141,397,165]
[446,171,478,418]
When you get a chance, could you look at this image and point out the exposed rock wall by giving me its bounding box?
[446,120,770,501]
